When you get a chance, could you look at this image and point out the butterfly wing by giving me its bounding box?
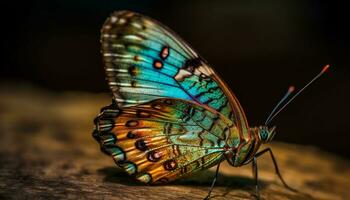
[93,98,234,183]
[101,10,250,139]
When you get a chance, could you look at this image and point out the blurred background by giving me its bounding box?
[1,1,349,158]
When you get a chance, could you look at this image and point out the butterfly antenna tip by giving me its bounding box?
[265,64,330,125]
[321,64,330,74]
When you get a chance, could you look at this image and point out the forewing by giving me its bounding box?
[93,98,232,183]
[101,11,249,137]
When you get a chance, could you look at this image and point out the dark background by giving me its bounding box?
[2,1,349,158]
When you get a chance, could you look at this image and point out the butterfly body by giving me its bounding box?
[94,10,276,186]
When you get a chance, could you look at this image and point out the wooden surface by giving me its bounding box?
[0,85,349,200]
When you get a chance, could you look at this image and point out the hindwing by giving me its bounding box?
[93,98,234,183]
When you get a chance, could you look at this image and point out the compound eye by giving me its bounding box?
[260,130,268,140]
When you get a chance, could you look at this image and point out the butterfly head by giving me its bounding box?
[257,126,276,143]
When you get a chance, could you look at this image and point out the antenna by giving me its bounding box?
[264,86,295,125]
[265,64,330,125]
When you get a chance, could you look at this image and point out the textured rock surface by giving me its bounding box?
[0,85,349,200]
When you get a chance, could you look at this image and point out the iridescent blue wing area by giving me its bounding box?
[101,10,249,138]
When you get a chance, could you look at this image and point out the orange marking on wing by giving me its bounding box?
[160,46,169,59]
[153,60,163,69]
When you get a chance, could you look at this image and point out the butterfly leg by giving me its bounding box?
[255,148,296,192]
[252,157,260,199]
[203,162,221,200]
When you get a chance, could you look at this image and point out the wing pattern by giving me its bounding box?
[93,98,235,183]
[101,11,248,132]
[94,10,251,183]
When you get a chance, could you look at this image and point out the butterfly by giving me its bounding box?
[93,10,329,199]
